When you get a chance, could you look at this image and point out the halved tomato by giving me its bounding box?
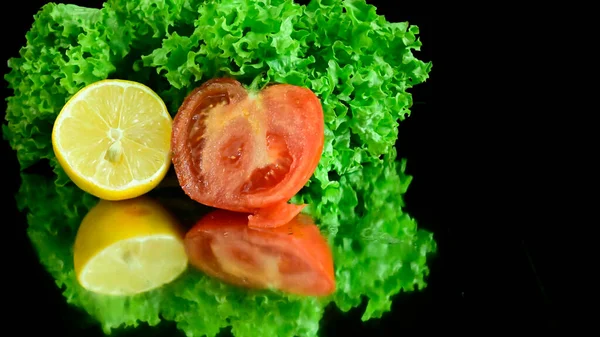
[171,78,324,228]
[184,209,335,297]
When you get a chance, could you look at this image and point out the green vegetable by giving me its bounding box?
[5,0,435,336]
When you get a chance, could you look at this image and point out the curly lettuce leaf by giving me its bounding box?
[3,4,102,168]
[5,0,434,336]
[105,0,201,45]
[18,169,165,333]
[142,0,432,199]
[294,154,436,320]
[19,153,435,337]
[3,1,203,169]
[162,271,325,337]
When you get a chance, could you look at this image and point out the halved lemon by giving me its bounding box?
[74,197,188,296]
[52,79,172,201]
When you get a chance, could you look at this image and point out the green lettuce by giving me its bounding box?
[5,0,434,336]
[17,157,435,336]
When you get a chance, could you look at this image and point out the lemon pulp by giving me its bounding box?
[74,197,188,296]
[52,79,172,201]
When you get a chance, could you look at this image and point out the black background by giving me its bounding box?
[2,1,557,336]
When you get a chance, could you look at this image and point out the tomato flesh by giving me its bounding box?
[172,78,324,228]
[184,209,335,296]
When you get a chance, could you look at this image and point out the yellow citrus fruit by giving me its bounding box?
[74,196,188,296]
[52,79,172,201]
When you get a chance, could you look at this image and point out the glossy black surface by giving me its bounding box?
[2,1,556,335]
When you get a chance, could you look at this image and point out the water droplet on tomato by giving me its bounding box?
[223,232,229,237]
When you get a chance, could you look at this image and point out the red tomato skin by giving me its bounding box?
[184,209,335,297]
[247,202,306,229]
[171,78,324,227]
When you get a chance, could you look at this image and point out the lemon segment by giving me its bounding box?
[74,197,188,296]
[52,79,172,201]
